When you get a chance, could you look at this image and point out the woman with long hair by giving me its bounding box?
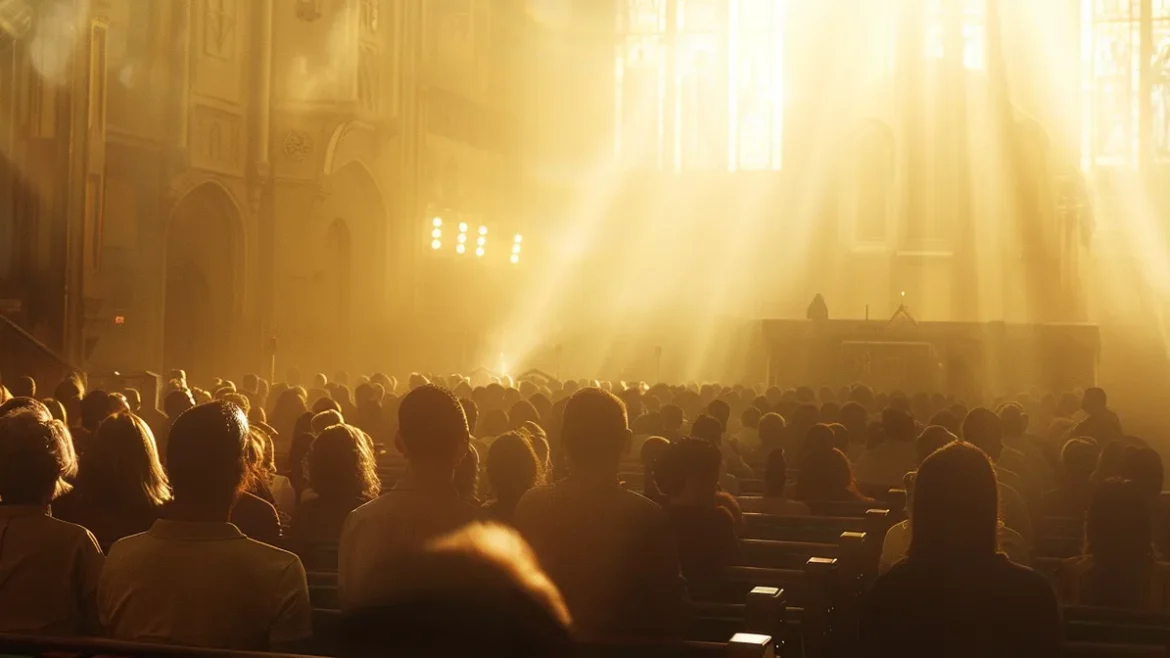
[794,447,873,503]
[288,424,381,543]
[860,442,1061,658]
[483,432,543,523]
[1057,477,1170,610]
[53,412,170,547]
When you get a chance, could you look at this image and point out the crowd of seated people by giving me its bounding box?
[0,368,1168,656]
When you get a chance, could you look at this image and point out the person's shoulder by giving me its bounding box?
[994,555,1059,597]
[238,535,304,570]
[41,512,102,548]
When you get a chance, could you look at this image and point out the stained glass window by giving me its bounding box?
[615,0,784,171]
[924,0,985,71]
[1084,0,1140,166]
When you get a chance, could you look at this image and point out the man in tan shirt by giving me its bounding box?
[514,388,684,640]
[99,402,312,651]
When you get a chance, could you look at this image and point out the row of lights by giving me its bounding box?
[429,217,523,264]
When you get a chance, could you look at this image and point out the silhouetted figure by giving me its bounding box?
[99,401,312,650]
[483,432,543,524]
[740,448,810,516]
[0,411,102,635]
[656,438,738,579]
[860,442,1062,658]
[514,388,683,640]
[806,294,828,321]
[289,424,380,544]
[853,408,917,487]
[795,447,873,504]
[1074,387,1123,444]
[962,408,1035,545]
[1040,438,1099,519]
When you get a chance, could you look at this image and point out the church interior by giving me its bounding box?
[2,0,1170,428]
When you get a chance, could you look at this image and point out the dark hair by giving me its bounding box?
[480,409,511,438]
[997,403,1028,436]
[881,408,915,442]
[163,388,196,420]
[655,438,722,497]
[167,401,249,506]
[561,388,628,472]
[795,448,864,502]
[509,400,540,430]
[10,376,35,399]
[309,424,381,502]
[1061,438,1099,483]
[397,385,469,463]
[487,432,542,504]
[758,412,786,450]
[961,407,1003,461]
[0,412,76,504]
[660,404,684,430]
[740,406,762,430]
[763,448,789,497]
[1081,478,1153,608]
[76,412,171,510]
[915,425,956,465]
[706,399,731,430]
[1121,447,1164,499]
[690,414,723,445]
[908,442,998,565]
[80,390,115,431]
[41,398,67,424]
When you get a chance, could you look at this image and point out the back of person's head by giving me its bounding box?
[459,399,479,436]
[163,388,196,420]
[487,432,542,503]
[639,436,670,467]
[561,388,630,473]
[312,409,344,434]
[789,403,820,434]
[1082,478,1154,608]
[838,402,867,436]
[763,448,789,497]
[997,403,1028,437]
[167,401,249,507]
[1093,439,1128,483]
[655,437,722,500]
[79,412,170,509]
[121,388,142,413]
[221,391,250,416]
[690,413,723,445]
[740,406,762,430]
[1083,387,1108,414]
[961,407,1003,461]
[54,375,84,403]
[909,442,998,565]
[509,400,540,429]
[881,407,915,443]
[340,523,572,658]
[916,425,956,465]
[927,409,959,435]
[795,447,857,502]
[0,397,48,419]
[1121,447,1164,499]
[41,398,67,424]
[309,424,380,502]
[479,408,510,438]
[9,376,35,399]
[660,404,684,431]
[802,423,836,457]
[706,399,731,430]
[758,412,786,449]
[312,396,342,415]
[1061,438,1100,484]
[397,385,469,467]
[80,390,114,431]
[0,411,76,504]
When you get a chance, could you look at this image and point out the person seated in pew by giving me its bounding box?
[1056,477,1170,611]
[339,523,572,658]
[962,408,1036,547]
[639,436,671,506]
[756,411,787,462]
[1040,437,1099,520]
[692,413,753,480]
[483,431,544,524]
[0,410,104,636]
[514,387,684,640]
[998,403,1056,494]
[656,438,739,579]
[52,411,171,547]
[99,401,313,651]
[288,424,381,543]
[860,442,1062,658]
[853,408,919,488]
[879,427,1030,574]
[739,448,810,516]
[339,384,486,611]
[794,446,876,505]
[1120,446,1170,557]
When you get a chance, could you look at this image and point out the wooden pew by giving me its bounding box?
[1037,516,1084,558]
[579,633,776,658]
[739,509,893,583]
[0,634,316,658]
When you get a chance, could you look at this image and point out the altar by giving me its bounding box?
[762,319,1099,399]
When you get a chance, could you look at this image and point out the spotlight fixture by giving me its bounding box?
[512,244,521,254]
[457,234,467,244]
[514,234,523,244]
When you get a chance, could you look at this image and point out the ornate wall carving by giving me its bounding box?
[203,0,237,60]
[282,129,314,162]
[191,105,243,174]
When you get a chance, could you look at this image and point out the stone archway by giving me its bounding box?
[163,182,241,380]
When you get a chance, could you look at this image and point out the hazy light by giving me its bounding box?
[512,244,522,254]
[510,254,520,264]
[476,247,485,257]
[431,239,441,250]
[431,228,442,238]
[514,234,523,243]
[459,222,469,233]
[479,226,488,235]
[477,236,486,246]
[432,217,443,227]
[457,234,467,244]
[456,243,466,254]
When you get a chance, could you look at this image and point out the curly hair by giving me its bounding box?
[0,411,77,504]
[308,424,381,502]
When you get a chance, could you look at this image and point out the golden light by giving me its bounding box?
[514,234,523,244]
[457,234,467,244]
[431,228,442,239]
[456,243,466,254]
[432,217,443,227]
[510,254,520,264]
[512,244,522,254]
[430,239,441,250]
[475,247,485,257]
[477,236,486,246]
[479,226,488,235]
[458,222,469,233]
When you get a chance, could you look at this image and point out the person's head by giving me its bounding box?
[526,428,551,472]
[706,399,730,431]
[397,385,470,470]
[480,408,511,438]
[1080,477,1155,609]
[41,398,67,424]
[312,409,344,435]
[80,390,115,431]
[1060,438,1100,485]
[0,397,48,419]
[690,413,723,446]
[916,425,956,465]
[997,403,1028,438]
[163,388,196,420]
[758,412,786,449]
[1122,447,1164,499]
[487,432,542,504]
[311,373,328,390]
[309,424,381,503]
[639,436,670,467]
[561,388,631,475]
[654,437,723,505]
[795,447,858,502]
[77,412,170,509]
[908,442,998,565]
[312,396,342,415]
[167,401,250,511]
[961,407,1003,462]
[339,523,572,658]
[120,388,142,413]
[1082,387,1108,415]
[763,448,789,498]
[222,392,251,418]
[927,409,959,435]
[660,404,684,431]
[9,376,35,399]
[460,399,480,436]
[881,407,915,443]
[0,411,76,504]
[802,423,837,457]
[455,444,480,501]
[740,406,762,431]
[509,400,540,430]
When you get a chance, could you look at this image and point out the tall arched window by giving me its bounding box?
[925,0,985,71]
[615,0,784,171]
[1153,0,1170,159]
[1083,0,1140,166]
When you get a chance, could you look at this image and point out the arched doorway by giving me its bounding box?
[163,183,240,380]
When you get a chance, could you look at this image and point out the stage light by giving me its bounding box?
[431,228,442,238]
[510,254,519,264]
[459,222,468,233]
[431,239,441,250]
[475,247,485,257]
[477,236,486,247]
[512,244,521,254]
[514,234,523,244]
[432,217,442,227]
[456,243,466,254]
[457,234,467,244]
[479,226,488,236]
